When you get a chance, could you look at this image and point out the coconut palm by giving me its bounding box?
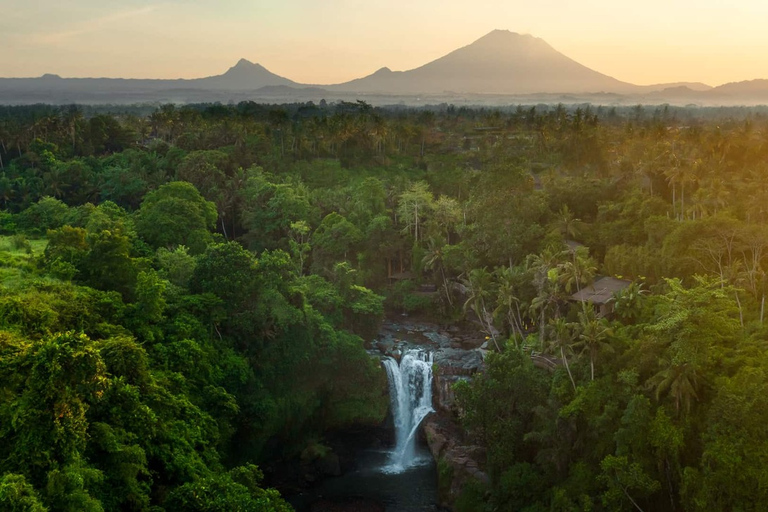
[462,267,499,351]
[572,308,613,381]
[610,281,648,324]
[422,236,453,307]
[492,266,528,345]
[556,204,582,239]
[649,359,700,416]
[547,317,577,391]
[558,247,596,295]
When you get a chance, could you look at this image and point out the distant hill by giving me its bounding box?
[638,82,712,93]
[194,59,296,90]
[1,32,767,105]
[0,59,293,93]
[709,79,768,98]
[328,30,637,95]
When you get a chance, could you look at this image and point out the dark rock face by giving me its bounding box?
[432,349,483,413]
[371,319,486,414]
[433,374,470,413]
[423,413,489,508]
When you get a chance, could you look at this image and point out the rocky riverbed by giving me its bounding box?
[370,318,486,412]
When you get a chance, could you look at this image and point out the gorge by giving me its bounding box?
[290,319,487,511]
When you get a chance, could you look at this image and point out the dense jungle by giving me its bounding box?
[1,101,768,511]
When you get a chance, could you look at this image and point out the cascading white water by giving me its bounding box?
[382,349,434,473]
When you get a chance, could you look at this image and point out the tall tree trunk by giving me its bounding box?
[681,183,685,220]
[480,300,500,352]
[220,217,228,241]
[440,266,453,306]
[735,291,744,328]
[561,346,577,391]
[672,183,677,219]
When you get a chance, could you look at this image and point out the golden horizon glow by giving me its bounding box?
[3,1,768,87]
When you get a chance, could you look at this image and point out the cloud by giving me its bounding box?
[29,5,162,45]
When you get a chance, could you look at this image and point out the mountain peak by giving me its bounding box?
[334,29,634,95]
[231,58,260,70]
[473,29,537,43]
[200,58,295,89]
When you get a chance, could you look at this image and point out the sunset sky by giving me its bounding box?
[3,0,768,87]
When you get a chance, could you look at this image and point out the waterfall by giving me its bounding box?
[382,349,434,473]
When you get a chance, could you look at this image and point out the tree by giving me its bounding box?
[599,455,661,512]
[546,317,577,391]
[81,226,138,298]
[0,332,108,483]
[684,364,768,510]
[528,245,567,348]
[430,195,461,243]
[649,359,700,417]
[463,267,499,350]
[558,246,596,295]
[492,265,528,343]
[288,221,311,276]
[455,347,548,480]
[397,181,433,242]
[134,181,217,254]
[239,170,315,252]
[311,212,362,273]
[16,197,69,234]
[0,474,47,512]
[165,466,291,512]
[572,308,613,381]
[422,237,454,308]
[645,277,741,415]
[156,245,197,288]
[555,204,582,239]
[610,281,649,325]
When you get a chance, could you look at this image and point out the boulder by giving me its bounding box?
[432,348,484,375]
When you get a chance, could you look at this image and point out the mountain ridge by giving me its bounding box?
[2,31,767,104]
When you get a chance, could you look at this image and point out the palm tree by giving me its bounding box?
[556,204,582,239]
[527,245,567,348]
[558,247,596,295]
[649,359,700,416]
[492,266,527,345]
[694,174,730,217]
[547,317,577,391]
[572,308,613,381]
[422,237,453,308]
[60,105,83,154]
[463,267,499,351]
[610,281,648,324]
[0,175,13,208]
[663,163,683,219]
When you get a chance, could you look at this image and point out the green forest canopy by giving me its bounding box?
[1,101,768,510]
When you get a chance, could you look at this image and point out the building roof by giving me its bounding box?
[570,276,631,304]
[565,239,585,252]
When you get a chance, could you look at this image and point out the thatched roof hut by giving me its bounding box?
[571,276,631,315]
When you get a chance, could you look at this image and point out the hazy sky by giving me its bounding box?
[3,0,768,86]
